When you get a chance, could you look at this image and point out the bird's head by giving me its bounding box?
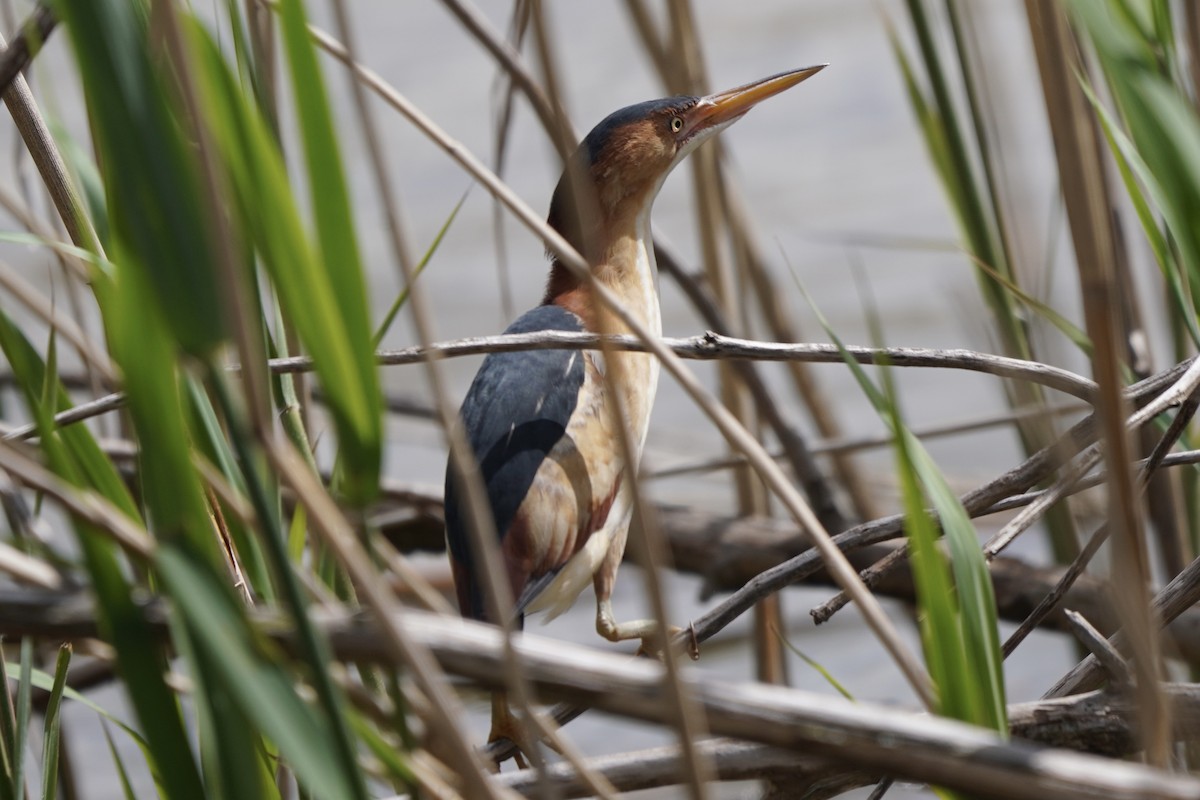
[547,64,826,262]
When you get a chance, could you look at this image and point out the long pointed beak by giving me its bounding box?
[688,64,827,132]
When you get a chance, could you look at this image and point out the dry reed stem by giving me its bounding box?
[0,258,115,381]
[998,392,1200,657]
[982,447,1102,559]
[0,27,100,255]
[1047,542,1200,699]
[804,351,1198,625]
[1026,0,1167,762]
[0,188,89,282]
[1001,522,1109,658]
[0,3,55,96]
[436,0,563,141]
[317,465,1200,661]
[724,188,879,522]
[486,684,1200,799]
[0,21,113,399]
[0,439,153,559]
[627,0,838,685]
[0,540,60,589]
[1063,609,1131,686]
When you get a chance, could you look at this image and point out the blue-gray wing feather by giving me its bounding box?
[444,304,586,622]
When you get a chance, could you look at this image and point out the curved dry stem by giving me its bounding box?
[0,540,60,589]
[0,258,115,381]
[0,440,152,559]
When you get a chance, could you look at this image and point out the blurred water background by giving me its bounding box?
[0,1,1099,797]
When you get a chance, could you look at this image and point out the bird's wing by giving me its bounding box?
[444,304,587,622]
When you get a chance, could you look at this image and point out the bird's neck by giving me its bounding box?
[544,209,662,457]
[542,211,662,337]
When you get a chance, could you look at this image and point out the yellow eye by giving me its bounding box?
[670,116,684,133]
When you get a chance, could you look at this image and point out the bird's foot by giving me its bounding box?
[635,623,701,662]
[487,694,564,770]
[488,695,531,770]
[596,600,700,661]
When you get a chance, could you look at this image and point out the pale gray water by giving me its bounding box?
[0,1,1107,797]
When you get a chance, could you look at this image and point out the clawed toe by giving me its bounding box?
[635,624,700,661]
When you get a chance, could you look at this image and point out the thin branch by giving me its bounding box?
[2,332,1103,443]
[999,391,1200,657]
[0,541,60,589]
[354,332,1098,403]
[0,258,116,381]
[1001,523,1109,658]
[1047,542,1200,699]
[983,446,1101,559]
[1064,610,1131,687]
[495,739,860,799]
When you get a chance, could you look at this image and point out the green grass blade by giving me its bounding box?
[275,0,382,504]
[902,428,1007,731]
[183,377,274,599]
[771,629,855,701]
[1074,2,1200,289]
[171,597,280,800]
[793,271,1007,733]
[187,16,380,506]
[53,0,225,355]
[157,544,365,800]
[0,296,204,800]
[209,371,369,800]
[373,190,469,346]
[106,242,221,563]
[11,664,149,753]
[896,0,1022,353]
[82,538,206,800]
[0,308,138,519]
[350,713,417,789]
[1079,53,1200,347]
[46,118,110,247]
[0,654,16,800]
[39,645,71,800]
[100,725,138,800]
[12,640,31,800]
[969,256,1092,353]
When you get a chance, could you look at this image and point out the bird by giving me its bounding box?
[444,65,825,760]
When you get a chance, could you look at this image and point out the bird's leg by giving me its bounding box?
[595,596,658,643]
[592,521,682,657]
[596,596,689,659]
